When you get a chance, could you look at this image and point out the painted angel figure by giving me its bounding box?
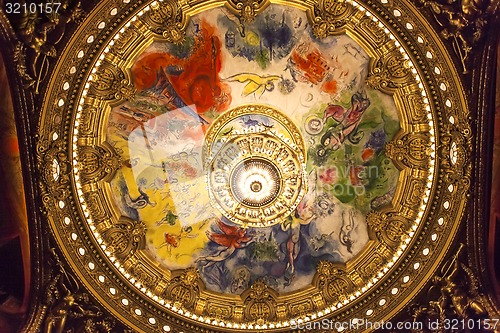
[195,218,255,269]
[224,73,282,98]
[319,92,371,153]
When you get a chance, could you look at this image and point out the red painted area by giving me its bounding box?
[2,137,19,156]
[321,79,337,94]
[361,148,375,162]
[290,43,332,86]
[132,21,231,114]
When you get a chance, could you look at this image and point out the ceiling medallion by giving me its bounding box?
[37,0,472,331]
[205,105,307,227]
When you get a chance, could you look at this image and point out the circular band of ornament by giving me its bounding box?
[35,0,472,331]
[205,104,307,227]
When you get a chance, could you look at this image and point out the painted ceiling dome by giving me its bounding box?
[34,0,481,331]
[104,4,400,294]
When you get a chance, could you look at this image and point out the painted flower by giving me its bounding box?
[319,167,338,184]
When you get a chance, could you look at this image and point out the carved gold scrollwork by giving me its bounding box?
[139,1,186,43]
[416,0,499,73]
[310,0,355,38]
[403,179,427,211]
[131,263,159,289]
[78,105,97,137]
[357,252,385,279]
[110,28,140,57]
[411,244,489,329]
[385,133,432,170]
[439,123,471,191]
[164,268,202,310]
[82,191,108,222]
[366,211,409,247]
[101,218,146,260]
[206,303,233,320]
[242,281,278,323]
[77,142,122,184]
[405,93,428,124]
[38,138,71,202]
[87,60,136,102]
[366,51,411,93]
[289,299,314,317]
[225,0,270,22]
[357,16,389,46]
[313,261,355,303]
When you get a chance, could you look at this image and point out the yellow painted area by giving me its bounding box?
[109,125,214,267]
[245,30,260,46]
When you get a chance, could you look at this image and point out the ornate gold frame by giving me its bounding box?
[37,0,470,331]
[1,0,498,332]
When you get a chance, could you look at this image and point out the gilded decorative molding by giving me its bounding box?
[139,0,187,43]
[416,0,499,73]
[310,0,356,38]
[385,133,433,170]
[6,0,85,94]
[366,54,411,92]
[77,142,122,184]
[439,122,471,192]
[366,211,409,248]
[37,138,71,203]
[102,218,146,260]
[411,245,491,332]
[87,60,136,102]
[242,280,278,323]
[164,268,202,310]
[314,261,356,303]
[225,0,270,22]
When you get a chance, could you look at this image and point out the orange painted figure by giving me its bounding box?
[158,226,197,255]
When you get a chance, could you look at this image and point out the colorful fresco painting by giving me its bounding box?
[106,4,400,294]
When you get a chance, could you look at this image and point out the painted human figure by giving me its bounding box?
[196,218,254,270]
[158,226,198,255]
[320,92,371,152]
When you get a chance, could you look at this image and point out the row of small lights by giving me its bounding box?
[64,0,449,330]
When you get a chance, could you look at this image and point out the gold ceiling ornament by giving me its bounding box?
[88,60,136,102]
[34,0,488,331]
[139,0,187,43]
[77,142,122,184]
[204,104,307,227]
[226,0,270,22]
[309,0,356,38]
[7,0,85,94]
[415,0,499,73]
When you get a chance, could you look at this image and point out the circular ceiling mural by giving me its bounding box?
[38,0,471,332]
[105,3,401,295]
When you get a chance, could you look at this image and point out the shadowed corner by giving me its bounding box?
[489,39,500,305]
[0,53,29,332]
